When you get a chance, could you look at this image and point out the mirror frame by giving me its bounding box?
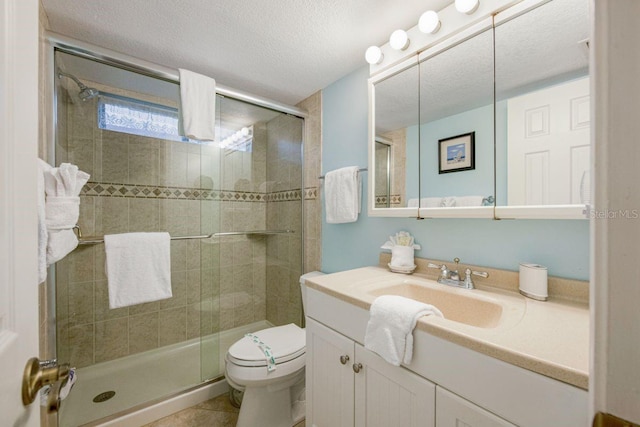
[368,57,420,218]
[367,0,589,220]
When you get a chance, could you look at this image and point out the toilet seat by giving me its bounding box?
[227,323,306,368]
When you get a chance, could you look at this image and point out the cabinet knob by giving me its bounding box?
[339,355,350,365]
[352,363,363,373]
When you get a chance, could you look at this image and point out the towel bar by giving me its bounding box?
[318,168,367,179]
[75,228,295,245]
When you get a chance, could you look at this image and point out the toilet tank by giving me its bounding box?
[299,271,324,315]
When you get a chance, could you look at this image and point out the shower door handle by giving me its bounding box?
[22,357,70,413]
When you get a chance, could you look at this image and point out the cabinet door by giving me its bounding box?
[306,318,355,427]
[355,344,436,427]
[436,387,516,427]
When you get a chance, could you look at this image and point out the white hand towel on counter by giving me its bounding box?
[324,166,361,224]
[390,246,415,268]
[105,232,172,309]
[178,69,216,141]
[364,295,444,366]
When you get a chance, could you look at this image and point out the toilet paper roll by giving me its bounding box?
[519,263,548,301]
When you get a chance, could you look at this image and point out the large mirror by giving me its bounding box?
[370,61,420,215]
[494,0,590,218]
[368,0,589,219]
[417,26,495,218]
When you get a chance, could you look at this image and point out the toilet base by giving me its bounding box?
[235,378,305,427]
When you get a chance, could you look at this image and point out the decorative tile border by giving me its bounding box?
[304,187,318,201]
[375,194,402,206]
[81,181,318,203]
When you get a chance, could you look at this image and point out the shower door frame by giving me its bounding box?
[44,31,307,425]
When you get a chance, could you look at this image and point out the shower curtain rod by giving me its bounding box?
[46,31,308,119]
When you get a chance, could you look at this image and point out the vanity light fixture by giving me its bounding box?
[220,126,253,150]
[389,29,410,50]
[455,0,480,15]
[418,11,441,34]
[365,46,384,65]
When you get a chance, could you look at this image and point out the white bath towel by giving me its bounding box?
[324,166,361,224]
[43,162,90,267]
[45,196,80,230]
[455,195,484,207]
[105,232,172,309]
[365,295,443,366]
[47,230,81,265]
[178,69,216,141]
[37,159,52,283]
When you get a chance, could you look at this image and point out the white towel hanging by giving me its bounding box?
[105,232,172,309]
[178,69,216,141]
[324,166,361,224]
[364,295,443,366]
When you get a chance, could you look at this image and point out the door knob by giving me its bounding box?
[352,363,363,373]
[339,355,350,365]
[22,357,70,406]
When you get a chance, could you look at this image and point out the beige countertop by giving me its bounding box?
[306,265,589,390]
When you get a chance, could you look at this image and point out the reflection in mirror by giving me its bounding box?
[495,0,590,207]
[373,63,420,209]
[418,28,495,208]
[374,138,391,207]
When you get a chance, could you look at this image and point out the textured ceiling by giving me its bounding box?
[41,0,451,106]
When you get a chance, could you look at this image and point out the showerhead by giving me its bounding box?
[79,86,100,101]
[57,68,99,101]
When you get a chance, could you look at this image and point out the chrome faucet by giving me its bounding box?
[427,258,488,290]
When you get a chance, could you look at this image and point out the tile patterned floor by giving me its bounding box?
[143,394,305,427]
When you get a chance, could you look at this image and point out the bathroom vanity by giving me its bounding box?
[304,260,589,427]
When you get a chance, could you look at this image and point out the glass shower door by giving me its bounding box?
[53,50,221,426]
[203,95,304,380]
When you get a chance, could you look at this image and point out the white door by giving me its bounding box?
[0,0,41,425]
[306,318,355,427]
[354,344,436,427]
[507,77,590,205]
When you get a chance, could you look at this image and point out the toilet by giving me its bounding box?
[225,271,324,427]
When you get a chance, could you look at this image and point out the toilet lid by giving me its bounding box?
[228,323,306,367]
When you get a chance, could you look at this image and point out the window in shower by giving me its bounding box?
[98,93,195,143]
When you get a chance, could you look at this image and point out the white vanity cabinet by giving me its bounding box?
[304,282,588,427]
[436,387,516,427]
[306,318,436,427]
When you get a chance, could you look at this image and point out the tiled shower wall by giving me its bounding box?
[54,79,309,368]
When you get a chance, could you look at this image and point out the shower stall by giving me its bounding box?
[49,40,305,426]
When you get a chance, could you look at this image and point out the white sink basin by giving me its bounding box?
[369,281,504,328]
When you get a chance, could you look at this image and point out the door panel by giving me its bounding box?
[306,318,355,427]
[355,344,436,427]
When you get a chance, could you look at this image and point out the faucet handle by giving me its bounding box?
[471,270,489,278]
[427,263,449,280]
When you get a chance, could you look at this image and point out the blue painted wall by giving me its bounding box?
[321,66,590,280]
[419,104,494,198]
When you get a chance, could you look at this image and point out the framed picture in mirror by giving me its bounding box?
[438,132,475,174]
